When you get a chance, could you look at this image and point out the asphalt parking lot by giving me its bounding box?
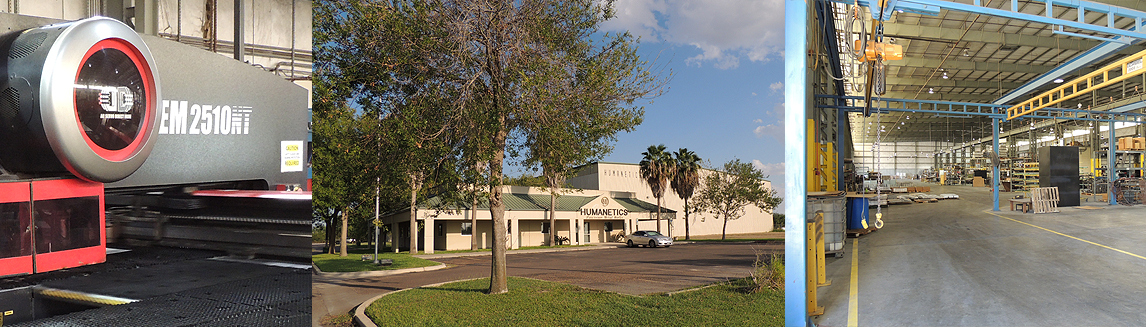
[312,242,782,326]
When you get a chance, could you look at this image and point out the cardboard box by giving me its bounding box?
[973,177,985,187]
[919,186,931,192]
[1135,137,1146,150]
[907,187,917,193]
[1118,137,1133,151]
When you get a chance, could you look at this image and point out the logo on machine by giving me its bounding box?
[73,84,137,119]
[95,86,136,120]
[157,100,252,135]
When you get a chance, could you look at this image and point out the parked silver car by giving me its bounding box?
[625,230,672,248]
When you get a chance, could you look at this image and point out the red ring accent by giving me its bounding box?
[73,38,155,162]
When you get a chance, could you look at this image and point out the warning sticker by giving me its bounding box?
[281,140,304,172]
[1129,58,1143,74]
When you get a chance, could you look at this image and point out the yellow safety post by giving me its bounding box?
[807,120,841,192]
[819,143,838,191]
[806,212,825,316]
[816,211,832,287]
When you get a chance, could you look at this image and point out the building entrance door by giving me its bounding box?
[584,222,590,244]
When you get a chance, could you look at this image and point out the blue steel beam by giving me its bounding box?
[907,0,1146,39]
[817,95,1146,122]
[835,0,1146,41]
[994,36,1140,105]
[1110,101,1146,112]
[784,0,809,325]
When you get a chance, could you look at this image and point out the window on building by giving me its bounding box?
[461,222,472,236]
[604,222,613,232]
[542,222,550,234]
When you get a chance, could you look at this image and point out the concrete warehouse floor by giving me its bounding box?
[813,183,1146,327]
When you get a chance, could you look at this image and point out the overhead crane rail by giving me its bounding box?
[1008,47,1146,120]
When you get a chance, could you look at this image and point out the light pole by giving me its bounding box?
[374,178,380,264]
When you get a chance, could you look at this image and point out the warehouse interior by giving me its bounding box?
[787,0,1146,325]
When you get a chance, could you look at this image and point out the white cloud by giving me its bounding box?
[769,82,783,92]
[599,0,667,42]
[751,92,757,96]
[753,119,763,123]
[600,0,784,69]
[752,160,784,179]
[753,123,784,143]
[771,102,784,118]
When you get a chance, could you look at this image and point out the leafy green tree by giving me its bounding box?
[771,213,785,232]
[503,173,547,187]
[640,144,674,234]
[310,75,373,256]
[670,148,701,240]
[694,159,783,240]
[316,0,664,294]
[438,0,663,293]
[521,100,639,246]
[317,0,465,255]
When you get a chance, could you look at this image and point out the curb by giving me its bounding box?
[683,240,785,244]
[313,263,447,278]
[412,244,619,259]
[353,277,486,327]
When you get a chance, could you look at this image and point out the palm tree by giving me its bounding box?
[640,144,673,234]
[671,148,701,240]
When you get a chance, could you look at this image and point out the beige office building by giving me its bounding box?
[381,162,775,253]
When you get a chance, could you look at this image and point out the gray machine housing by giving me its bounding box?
[0,13,308,190]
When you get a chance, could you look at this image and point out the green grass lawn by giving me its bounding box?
[365,277,783,326]
[312,246,439,272]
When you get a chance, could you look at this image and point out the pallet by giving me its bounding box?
[1030,187,1060,214]
[847,227,878,237]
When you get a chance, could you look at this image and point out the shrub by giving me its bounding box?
[313,227,326,243]
[749,252,784,293]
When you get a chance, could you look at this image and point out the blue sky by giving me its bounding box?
[590,0,788,210]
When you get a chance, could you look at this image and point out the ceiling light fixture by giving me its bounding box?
[943,72,949,79]
[1054,78,1064,83]
[929,88,934,94]
[963,49,969,56]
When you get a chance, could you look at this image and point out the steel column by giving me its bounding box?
[993,118,1000,211]
[1109,120,1117,205]
[838,108,847,190]
[234,0,245,61]
[784,0,809,324]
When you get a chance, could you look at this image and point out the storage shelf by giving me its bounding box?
[1013,162,1038,191]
